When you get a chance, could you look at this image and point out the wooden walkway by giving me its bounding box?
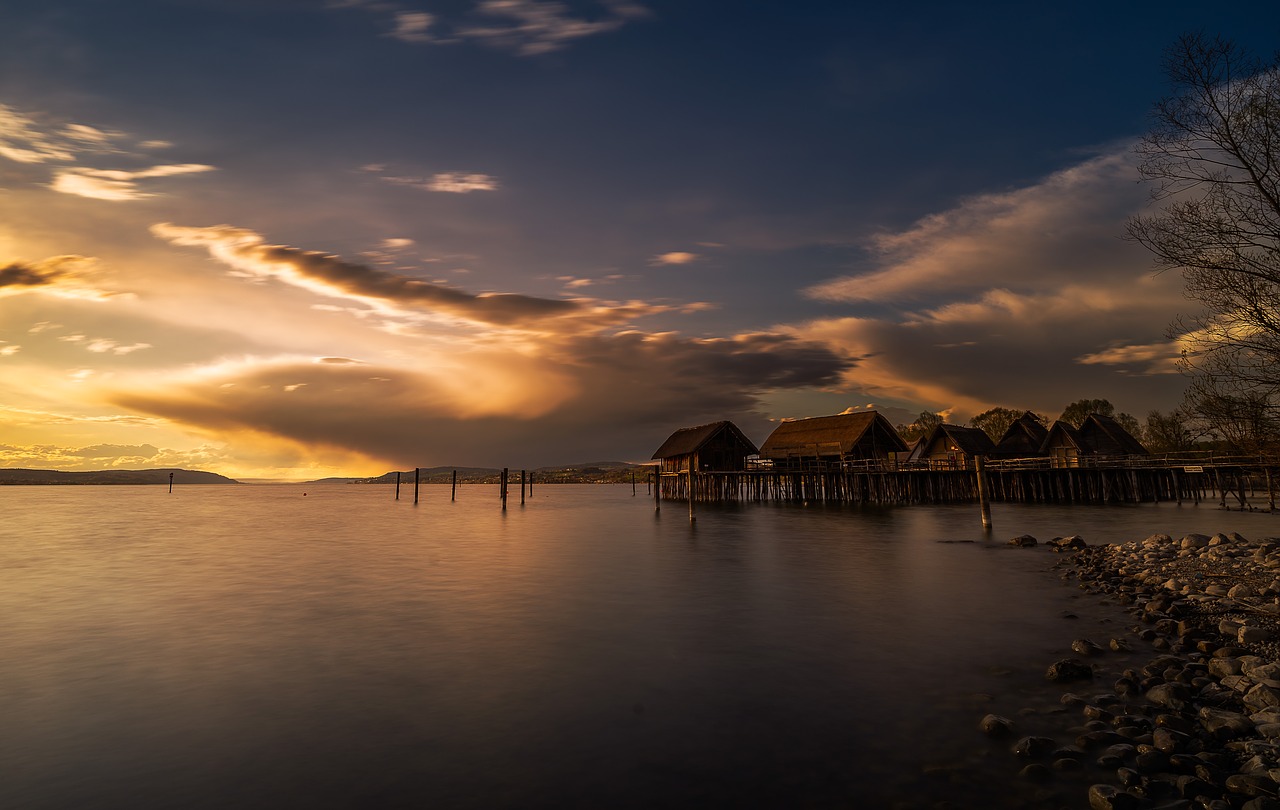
[656,461,1280,509]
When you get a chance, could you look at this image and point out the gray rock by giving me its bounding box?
[1073,638,1106,656]
[1147,682,1191,710]
[1008,534,1038,547]
[1182,533,1212,549]
[1241,626,1272,645]
[1200,707,1256,738]
[1245,683,1280,713]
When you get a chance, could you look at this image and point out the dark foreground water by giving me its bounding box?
[3,484,1280,809]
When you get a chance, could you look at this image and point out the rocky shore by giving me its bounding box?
[982,531,1280,809]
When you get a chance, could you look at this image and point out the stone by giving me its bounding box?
[1018,762,1051,782]
[1209,657,1243,678]
[1088,783,1139,810]
[1231,584,1259,599]
[1199,707,1256,739]
[1110,638,1132,652]
[1182,534,1212,550]
[1012,735,1057,759]
[1008,534,1038,547]
[1245,683,1280,713]
[1153,726,1190,754]
[1241,626,1272,645]
[1047,658,1094,682]
[979,713,1014,737]
[1049,535,1087,551]
[1073,638,1106,656]
[1147,682,1191,710]
[1227,773,1280,798]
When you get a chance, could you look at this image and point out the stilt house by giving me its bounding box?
[993,411,1049,459]
[651,420,759,473]
[759,411,907,470]
[917,424,996,469]
[1042,414,1148,468]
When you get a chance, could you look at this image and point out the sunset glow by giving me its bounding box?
[2,3,1276,479]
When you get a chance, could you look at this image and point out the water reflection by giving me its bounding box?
[1,486,1277,808]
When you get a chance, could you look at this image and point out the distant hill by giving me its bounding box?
[0,468,239,485]
[310,461,651,485]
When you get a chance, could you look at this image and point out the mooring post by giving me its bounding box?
[975,456,992,532]
[632,471,636,496]
[451,469,457,502]
[688,466,696,524]
[647,472,651,496]
[521,469,526,505]
[168,471,174,494]
[528,472,533,496]
[501,468,508,509]
[395,471,401,501]
[654,470,661,511]
[414,467,420,505]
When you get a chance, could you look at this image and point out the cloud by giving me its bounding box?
[51,163,217,201]
[0,256,121,300]
[333,0,648,56]
[391,10,435,42]
[462,0,650,56]
[781,146,1197,420]
[651,251,699,266]
[366,167,500,193]
[151,222,665,332]
[106,330,851,467]
[0,440,233,472]
[805,150,1147,304]
[381,237,415,249]
[0,103,78,163]
[426,172,499,193]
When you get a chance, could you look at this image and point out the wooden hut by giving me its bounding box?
[1078,413,1149,458]
[1042,414,1148,467]
[993,411,1049,459]
[759,411,907,470]
[651,420,759,473]
[917,424,996,469]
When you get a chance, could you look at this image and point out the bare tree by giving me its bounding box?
[1058,398,1115,428]
[1125,34,1280,432]
[895,410,943,443]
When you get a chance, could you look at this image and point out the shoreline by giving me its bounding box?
[982,532,1280,809]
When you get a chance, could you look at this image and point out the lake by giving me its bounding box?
[3,484,1279,809]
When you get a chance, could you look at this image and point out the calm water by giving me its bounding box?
[3,484,1280,809]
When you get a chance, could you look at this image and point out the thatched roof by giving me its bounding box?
[921,424,996,458]
[760,411,907,458]
[1042,414,1148,457]
[651,420,758,460]
[995,411,1049,457]
[1042,420,1084,452]
[1079,414,1149,456]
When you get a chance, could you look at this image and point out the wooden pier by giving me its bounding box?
[656,456,1280,510]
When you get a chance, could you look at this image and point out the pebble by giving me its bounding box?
[994,530,1280,809]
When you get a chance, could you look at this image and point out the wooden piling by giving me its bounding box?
[654,470,661,511]
[521,469,526,505]
[414,467,420,505]
[501,468,508,509]
[395,471,401,501]
[632,471,636,496]
[168,471,174,494]
[975,457,992,532]
[451,469,457,501]
[688,466,695,523]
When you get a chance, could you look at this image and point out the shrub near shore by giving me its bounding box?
[986,532,1280,809]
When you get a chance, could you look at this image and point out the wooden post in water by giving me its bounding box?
[1268,468,1276,512]
[414,467,420,505]
[521,470,526,505]
[632,471,636,496]
[395,471,401,501]
[451,469,457,501]
[528,472,533,496]
[168,471,174,494]
[688,466,696,523]
[501,468,508,509]
[975,456,992,532]
[654,470,661,511]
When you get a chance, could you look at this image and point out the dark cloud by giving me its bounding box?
[152,223,665,331]
[0,259,68,288]
[108,331,853,467]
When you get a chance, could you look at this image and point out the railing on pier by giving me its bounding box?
[659,454,1280,510]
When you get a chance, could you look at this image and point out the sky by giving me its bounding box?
[2,1,1278,480]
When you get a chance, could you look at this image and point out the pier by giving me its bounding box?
[656,455,1280,510]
